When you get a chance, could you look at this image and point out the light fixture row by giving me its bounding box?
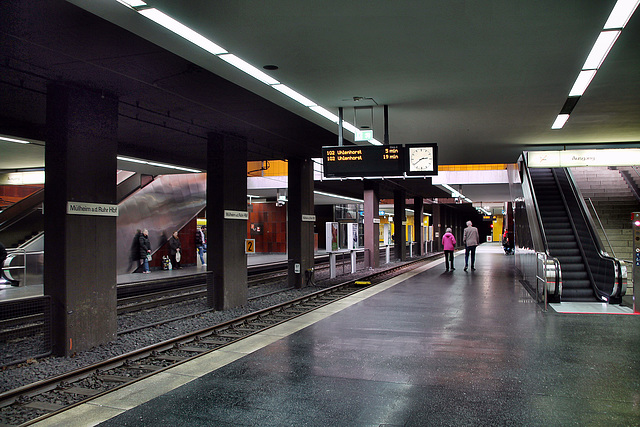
[117,155,201,173]
[552,0,639,129]
[116,0,382,145]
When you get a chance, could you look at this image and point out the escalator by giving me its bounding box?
[1,173,207,283]
[528,167,624,303]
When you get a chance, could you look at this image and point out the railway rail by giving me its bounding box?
[0,255,435,426]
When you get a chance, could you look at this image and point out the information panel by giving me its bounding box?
[322,143,438,178]
[322,145,403,177]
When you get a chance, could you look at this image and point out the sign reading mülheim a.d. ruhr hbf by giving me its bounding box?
[66,201,119,217]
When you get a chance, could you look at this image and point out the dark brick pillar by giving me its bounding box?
[207,133,248,310]
[413,198,424,256]
[288,158,314,288]
[45,83,118,356]
[364,181,380,268]
[394,189,406,261]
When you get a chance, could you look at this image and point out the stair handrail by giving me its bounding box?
[566,169,626,299]
[522,156,561,298]
[585,197,616,258]
[562,168,620,301]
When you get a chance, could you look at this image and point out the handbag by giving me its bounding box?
[146,254,152,261]
[175,252,181,262]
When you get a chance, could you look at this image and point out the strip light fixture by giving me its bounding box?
[115,0,379,145]
[0,135,31,144]
[552,0,639,129]
[117,156,201,173]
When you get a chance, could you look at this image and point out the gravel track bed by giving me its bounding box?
[0,259,410,394]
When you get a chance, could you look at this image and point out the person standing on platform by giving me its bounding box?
[0,241,7,268]
[463,220,480,271]
[195,225,206,266]
[139,229,151,273]
[442,227,456,272]
[169,231,182,269]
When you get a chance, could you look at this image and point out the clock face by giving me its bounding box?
[409,147,434,172]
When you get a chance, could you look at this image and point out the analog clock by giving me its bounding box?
[409,146,434,172]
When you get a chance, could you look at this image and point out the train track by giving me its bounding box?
[0,255,435,426]
[0,257,363,350]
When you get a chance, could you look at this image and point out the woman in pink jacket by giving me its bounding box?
[442,227,456,272]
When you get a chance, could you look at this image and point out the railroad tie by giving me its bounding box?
[128,364,164,371]
[154,355,187,362]
[23,401,65,412]
[62,386,102,397]
[179,346,208,353]
[96,375,133,383]
[199,338,228,345]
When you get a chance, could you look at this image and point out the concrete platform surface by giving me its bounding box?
[33,244,640,426]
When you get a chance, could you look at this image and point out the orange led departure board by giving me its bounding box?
[322,145,403,177]
[322,144,437,178]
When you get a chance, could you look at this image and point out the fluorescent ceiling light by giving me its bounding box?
[582,30,621,69]
[342,122,359,134]
[551,114,570,129]
[116,0,147,8]
[569,69,597,96]
[218,54,279,85]
[271,84,316,107]
[0,135,30,144]
[368,138,383,146]
[117,156,201,173]
[603,0,640,29]
[314,190,364,203]
[310,106,340,124]
[137,8,227,55]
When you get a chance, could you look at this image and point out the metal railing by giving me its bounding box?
[1,248,27,286]
[586,197,618,259]
[535,252,560,312]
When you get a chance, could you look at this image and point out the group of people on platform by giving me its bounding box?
[442,220,479,272]
[135,225,207,273]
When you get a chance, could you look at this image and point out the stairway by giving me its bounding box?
[571,166,639,294]
[530,168,595,301]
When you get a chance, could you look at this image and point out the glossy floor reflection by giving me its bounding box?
[43,244,640,426]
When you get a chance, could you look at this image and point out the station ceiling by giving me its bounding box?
[1,0,639,203]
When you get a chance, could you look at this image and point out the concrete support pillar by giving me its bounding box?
[45,83,118,356]
[207,133,248,310]
[394,189,406,261]
[432,204,442,251]
[413,198,424,256]
[364,181,380,268]
[287,158,314,288]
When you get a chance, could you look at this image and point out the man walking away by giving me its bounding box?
[463,220,479,272]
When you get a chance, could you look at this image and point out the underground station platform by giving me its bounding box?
[31,244,640,427]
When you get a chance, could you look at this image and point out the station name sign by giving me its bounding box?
[322,143,437,178]
[67,201,119,217]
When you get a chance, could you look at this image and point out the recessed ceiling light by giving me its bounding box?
[0,135,30,144]
[569,70,597,96]
[551,114,570,129]
[582,30,620,70]
[604,0,640,29]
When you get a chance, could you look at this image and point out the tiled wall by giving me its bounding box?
[149,218,197,269]
[248,202,287,253]
[0,185,43,207]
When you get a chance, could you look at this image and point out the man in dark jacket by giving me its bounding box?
[139,229,151,273]
[169,231,182,269]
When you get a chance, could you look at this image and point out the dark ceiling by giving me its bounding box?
[1,0,639,201]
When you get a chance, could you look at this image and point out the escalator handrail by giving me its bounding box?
[563,168,621,299]
[522,159,554,257]
[552,168,606,301]
[0,188,44,231]
[521,156,561,296]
